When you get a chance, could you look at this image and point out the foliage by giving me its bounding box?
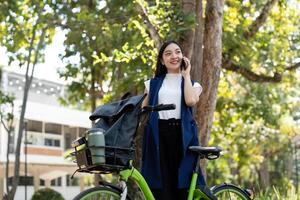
[56,0,146,110]
[0,90,14,123]
[206,67,299,186]
[0,1,57,66]
[31,188,64,200]
[0,67,15,126]
[55,0,196,110]
[223,0,300,74]
[203,0,300,191]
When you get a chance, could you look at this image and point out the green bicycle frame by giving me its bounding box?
[119,167,155,200]
[187,172,211,200]
[119,167,210,200]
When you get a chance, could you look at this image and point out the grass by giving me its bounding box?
[255,185,299,200]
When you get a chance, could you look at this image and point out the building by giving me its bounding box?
[0,69,91,199]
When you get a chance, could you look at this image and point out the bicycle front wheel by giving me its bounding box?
[211,183,251,200]
[73,186,131,200]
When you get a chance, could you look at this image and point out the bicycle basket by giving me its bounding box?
[72,141,135,173]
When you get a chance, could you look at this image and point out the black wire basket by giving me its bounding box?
[72,144,135,174]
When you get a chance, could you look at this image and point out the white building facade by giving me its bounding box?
[0,70,91,199]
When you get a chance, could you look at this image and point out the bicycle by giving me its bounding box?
[71,94,252,200]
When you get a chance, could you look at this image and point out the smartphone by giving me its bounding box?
[180,57,187,71]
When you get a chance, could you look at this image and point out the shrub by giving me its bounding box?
[31,188,64,200]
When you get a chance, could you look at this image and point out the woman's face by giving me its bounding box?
[161,43,183,73]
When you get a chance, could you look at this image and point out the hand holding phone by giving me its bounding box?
[180,57,191,79]
[180,57,187,71]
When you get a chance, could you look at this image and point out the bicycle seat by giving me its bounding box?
[189,146,222,160]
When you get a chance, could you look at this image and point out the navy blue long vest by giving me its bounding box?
[141,74,205,189]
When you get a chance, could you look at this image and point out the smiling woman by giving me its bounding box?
[141,41,204,200]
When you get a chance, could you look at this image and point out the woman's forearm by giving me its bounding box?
[184,75,201,107]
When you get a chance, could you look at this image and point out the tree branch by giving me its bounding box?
[0,118,10,133]
[223,59,300,83]
[243,0,279,39]
[29,26,47,86]
[24,16,39,84]
[135,1,161,49]
[222,59,282,82]
[224,0,299,83]
[286,61,300,71]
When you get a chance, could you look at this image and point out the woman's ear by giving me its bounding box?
[160,59,164,66]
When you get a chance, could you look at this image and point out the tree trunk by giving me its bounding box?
[191,0,204,81]
[9,25,45,200]
[258,152,270,189]
[191,0,204,123]
[198,0,224,177]
[180,0,196,59]
[9,80,30,200]
[1,112,14,196]
[5,128,12,195]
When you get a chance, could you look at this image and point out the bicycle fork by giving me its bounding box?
[119,167,156,200]
[118,180,128,200]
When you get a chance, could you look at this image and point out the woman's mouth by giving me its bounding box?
[170,60,180,64]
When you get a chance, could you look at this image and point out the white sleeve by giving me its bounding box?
[193,82,202,94]
[144,80,150,93]
[193,82,201,88]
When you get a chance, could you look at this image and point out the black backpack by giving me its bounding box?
[89,93,146,166]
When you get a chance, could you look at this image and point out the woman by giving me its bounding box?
[141,41,205,200]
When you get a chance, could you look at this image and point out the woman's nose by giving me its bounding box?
[171,52,177,58]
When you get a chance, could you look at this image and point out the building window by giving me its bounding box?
[40,179,45,186]
[27,120,42,132]
[66,175,79,186]
[45,138,60,147]
[51,177,62,186]
[8,176,33,186]
[45,123,62,135]
[54,139,60,147]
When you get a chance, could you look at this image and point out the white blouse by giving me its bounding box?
[144,73,201,119]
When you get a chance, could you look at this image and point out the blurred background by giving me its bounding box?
[0,0,299,199]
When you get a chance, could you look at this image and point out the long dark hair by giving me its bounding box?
[154,40,184,77]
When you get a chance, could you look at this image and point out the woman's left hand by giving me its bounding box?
[181,56,191,79]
